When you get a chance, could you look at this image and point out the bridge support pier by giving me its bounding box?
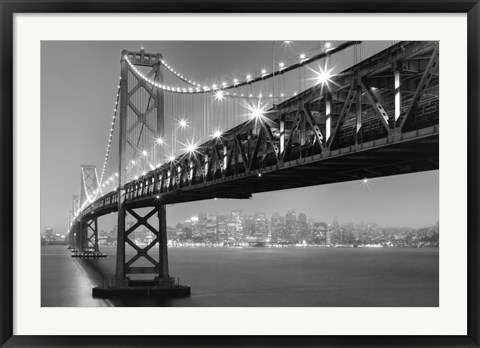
[71,218,106,258]
[92,202,190,298]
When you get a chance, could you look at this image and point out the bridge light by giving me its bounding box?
[168,155,176,162]
[142,150,148,157]
[212,84,217,90]
[214,90,224,101]
[324,41,332,51]
[250,106,265,119]
[246,74,252,81]
[178,119,188,128]
[299,53,306,61]
[279,62,285,69]
[261,69,267,76]
[134,176,138,180]
[314,67,333,85]
[222,81,227,87]
[142,171,146,176]
[233,78,239,85]
[131,160,136,165]
[212,129,222,139]
[156,137,164,145]
[186,144,197,153]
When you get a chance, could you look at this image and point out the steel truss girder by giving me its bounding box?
[302,103,325,150]
[359,78,391,134]
[399,45,439,130]
[327,84,356,150]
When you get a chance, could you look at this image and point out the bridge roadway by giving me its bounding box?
[80,40,439,221]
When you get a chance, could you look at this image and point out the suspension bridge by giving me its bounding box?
[66,41,439,298]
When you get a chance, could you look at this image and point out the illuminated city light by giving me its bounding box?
[131,160,136,165]
[168,155,176,162]
[156,137,164,145]
[142,150,148,157]
[178,119,188,128]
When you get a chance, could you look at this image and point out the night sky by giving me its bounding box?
[41,41,439,234]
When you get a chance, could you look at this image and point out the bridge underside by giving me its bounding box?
[87,127,438,217]
[160,130,438,205]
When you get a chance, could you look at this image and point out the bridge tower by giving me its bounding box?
[77,164,101,254]
[111,48,174,289]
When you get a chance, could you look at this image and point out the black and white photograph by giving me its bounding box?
[40,40,439,307]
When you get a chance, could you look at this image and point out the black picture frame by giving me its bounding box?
[1,1,479,347]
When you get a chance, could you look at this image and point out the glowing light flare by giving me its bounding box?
[214,90,224,101]
[323,41,334,51]
[212,129,223,139]
[156,137,164,145]
[243,100,270,126]
[142,150,148,157]
[178,119,188,129]
[180,139,202,157]
[307,63,336,89]
[360,177,374,191]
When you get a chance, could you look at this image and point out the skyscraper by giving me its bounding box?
[285,210,297,242]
